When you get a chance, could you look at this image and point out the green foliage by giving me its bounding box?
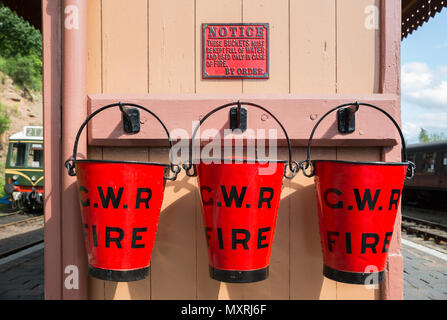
[0,5,42,91]
[419,128,429,143]
[428,132,446,142]
[0,54,42,91]
[0,102,10,136]
[0,5,42,59]
[0,172,4,198]
[418,128,446,143]
[0,102,10,199]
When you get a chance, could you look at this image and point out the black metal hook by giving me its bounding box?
[337,101,359,134]
[301,101,414,179]
[183,101,298,179]
[119,101,140,134]
[229,100,247,132]
[66,102,180,180]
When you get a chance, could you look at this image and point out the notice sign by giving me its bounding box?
[202,23,269,79]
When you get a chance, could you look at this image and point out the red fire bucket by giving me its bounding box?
[65,103,180,282]
[300,102,416,285]
[183,102,298,283]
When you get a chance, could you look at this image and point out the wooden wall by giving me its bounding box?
[86,0,383,299]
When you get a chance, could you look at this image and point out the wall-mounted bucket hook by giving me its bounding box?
[337,101,359,134]
[229,100,247,132]
[119,102,140,134]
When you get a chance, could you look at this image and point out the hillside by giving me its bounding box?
[0,71,42,195]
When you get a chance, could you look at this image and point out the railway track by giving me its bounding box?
[0,215,43,229]
[0,213,44,261]
[402,215,447,245]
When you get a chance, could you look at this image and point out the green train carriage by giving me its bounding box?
[3,126,44,212]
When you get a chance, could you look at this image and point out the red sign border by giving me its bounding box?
[202,23,269,79]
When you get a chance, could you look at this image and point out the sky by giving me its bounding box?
[401,8,447,144]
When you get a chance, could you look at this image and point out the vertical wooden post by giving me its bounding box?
[61,0,88,299]
[379,0,403,300]
[43,0,62,300]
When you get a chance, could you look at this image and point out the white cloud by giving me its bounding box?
[401,121,420,144]
[437,65,447,76]
[401,62,447,143]
[406,80,447,108]
[402,62,433,92]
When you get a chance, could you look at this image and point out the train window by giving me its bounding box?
[28,144,43,168]
[10,143,26,167]
[443,153,447,170]
[422,152,436,173]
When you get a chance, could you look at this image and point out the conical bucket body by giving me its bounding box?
[196,159,285,283]
[313,160,408,284]
[75,160,167,282]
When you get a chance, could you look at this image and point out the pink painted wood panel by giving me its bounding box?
[61,0,88,300]
[290,1,336,94]
[336,0,381,94]
[72,0,403,301]
[43,0,62,300]
[87,94,400,148]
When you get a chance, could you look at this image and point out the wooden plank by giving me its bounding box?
[87,94,400,148]
[196,165,223,299]
[380,145,404,300]
[102,147,151,300]
[290,147,337,299]
[86,1,104,299]
[86,146,104,300]
[148,0,195,93]
[240,147,290,299]
[336,0,380,93]
[149,148,198,299]
[197,150,291,300]
[102,0,148,93]
[242,0,289,94]
[195,0,243,93]
[42,0,62,300]
[290,0,336,93]
[334,146,381,299]
[336,146,381,161]
[380,0,401,94]
[87,0,102,94]
[289,1,338,299]
[61,0,88,300]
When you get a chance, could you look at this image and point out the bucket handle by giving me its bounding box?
[182,101,299,179]
[64,102,181,181]
[299,101,416,179]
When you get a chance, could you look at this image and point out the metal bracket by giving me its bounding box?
[121,106,140,134]
[229,101,247,132]
[337,103,359,134]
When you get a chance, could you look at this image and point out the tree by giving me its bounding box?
[418,128,446,143]
[0,5,42,92]
[0,102,10,139]
[0,5,42,59]
[419,128,429,143]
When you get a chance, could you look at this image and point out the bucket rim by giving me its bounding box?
[312,159,410,166]
[75,159,170,167]
[193,157,288,164]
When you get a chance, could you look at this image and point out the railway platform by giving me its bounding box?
[403,236,447,300]
[0,245,43,300]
